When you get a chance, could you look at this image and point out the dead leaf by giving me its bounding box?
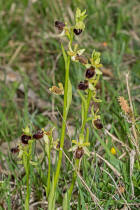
[120,205,128,210]
[0,66,21,83]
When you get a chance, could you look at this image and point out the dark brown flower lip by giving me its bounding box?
[75,147,84,159]
[33,130,44,139]
[93,119,103,129]
[73,28,82,35]
[11,146,19,153]
[78,80,88,90]
[21,134,31,144]
[85,66,95,79]
[55,21,65,31]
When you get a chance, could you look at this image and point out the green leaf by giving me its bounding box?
[63,192,70,210]
[48,176,56,210]
[83,147,90,157]
[77,179,86,210]
[44,134,50,156]
[66,79,72,116]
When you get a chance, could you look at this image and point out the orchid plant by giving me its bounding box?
[50,8,103,207]
[10,8,103,209]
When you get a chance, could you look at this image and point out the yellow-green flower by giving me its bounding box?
[85,50,103,75]
[43,128,59,153]
[67,43,85,62]
[69,139,90,157]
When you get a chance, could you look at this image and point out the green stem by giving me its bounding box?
[81,90,92,135]
[68,90,92,200]
[25,160,30,210]
[54,56,70,189]
[68,159,79,199]
[47,148,51,196]
[24,141,33,210]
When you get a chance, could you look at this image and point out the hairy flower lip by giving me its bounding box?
[55,21,65,31]
[73,28,82,35]
[11,146,19,153]
[33,130,44,139]
[21,134,31,144]
[85,66,95,78]
[93,119,103,129]
[78,80,88,90]
[75,147,84,159]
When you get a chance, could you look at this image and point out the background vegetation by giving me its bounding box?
[0,0,140,209]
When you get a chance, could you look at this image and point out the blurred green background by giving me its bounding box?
[0,0,140,144]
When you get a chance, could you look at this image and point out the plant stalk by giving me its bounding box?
[68,90,92,200]
[47,147,51,196]
[68,159,79,199]
[81,90,92,135]
[25,160,30,210]
[54,56,70,189]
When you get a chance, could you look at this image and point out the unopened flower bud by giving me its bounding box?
[33,130,44,139]
[85,66,95,78]
[56,142,60,149]
[21,134,31,144]
[55,21,65,31]
[78,80,88,90]
[93,119,103,129]
[73,28,82,35]
[11,146,19,153]
[75,147,84,159]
